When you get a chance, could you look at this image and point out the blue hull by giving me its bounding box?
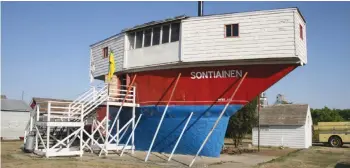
[109,104,243,157]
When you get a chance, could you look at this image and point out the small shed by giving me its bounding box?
[1,99,32,140]
[252,104,313,148]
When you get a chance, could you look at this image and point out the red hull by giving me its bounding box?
[126,64,297,106]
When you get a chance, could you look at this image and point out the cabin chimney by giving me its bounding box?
[198,1,204,16]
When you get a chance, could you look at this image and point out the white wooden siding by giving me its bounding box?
[252,125,306,148]
[125,41,180,69]
[90,34,125,78]
[294,11,307,64]
[1,111,29,139]
[181,8,301,62]
[304,107,313,148]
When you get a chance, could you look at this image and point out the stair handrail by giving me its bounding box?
[82,91,109,118]
[69,84,109,118]
[81,88,108,117]
[69,84,108,115]
[68,82,105,114]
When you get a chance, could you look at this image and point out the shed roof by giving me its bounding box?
[259,104,309,126]
[1,99,32,112]
[31,97,73,112]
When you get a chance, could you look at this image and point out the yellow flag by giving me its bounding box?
[107,51,115,82]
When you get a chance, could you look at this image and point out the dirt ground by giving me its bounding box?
[1,140,350,168]
[257,145,350,168]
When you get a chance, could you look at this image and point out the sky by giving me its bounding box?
[1,1,350,109]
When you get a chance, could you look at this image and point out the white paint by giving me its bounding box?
[252,107,313,149]
[294,11,307,64]
[190,70,243,79]
[1,111,30,139]
[125,42,180,69]
[181,8,306,63]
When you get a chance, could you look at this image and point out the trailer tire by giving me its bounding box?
[329,136,343,148]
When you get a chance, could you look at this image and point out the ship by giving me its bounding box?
[89,6,307,157]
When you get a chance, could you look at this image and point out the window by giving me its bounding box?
[152,27,161,45]
[225,24,239,37]
[128,32,135,50]
[300,24,303,40]
[171,23,180,42]
[144,29,152,47]
[135,31,143,48]
[102,47,108,58]
[162,25,170,44]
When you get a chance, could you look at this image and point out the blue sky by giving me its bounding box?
[2,1,350,109]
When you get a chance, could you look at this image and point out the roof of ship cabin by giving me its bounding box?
[90,7,305,47]
[31,97,73,112]
[121,15,188,32]
[90,15,188,47]
[1,99,32,112]
[258,104,309,126]
[188,7,305,23]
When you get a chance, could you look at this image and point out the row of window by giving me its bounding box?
[128,22,180,50]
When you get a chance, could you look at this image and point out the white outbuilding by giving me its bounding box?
[252,104,313,148]
[1,98,31,140]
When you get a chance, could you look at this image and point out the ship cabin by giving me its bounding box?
[90,7,307,86]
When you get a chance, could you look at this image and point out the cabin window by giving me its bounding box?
[135,31,143,49]
[300,24,303,40]
[128,32,135,50]
[162,25,170,44]
[144,29,152,47]
[225,24,239,37]
[152,27,161,45]
[171,23,180,42]
[102,47,108,58]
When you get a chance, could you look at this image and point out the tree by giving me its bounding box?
[311,106,344,123]
[226,97,258,147]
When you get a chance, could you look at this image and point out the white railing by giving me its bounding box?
[40,83,136,122]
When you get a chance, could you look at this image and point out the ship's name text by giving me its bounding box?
[190,70,243,79]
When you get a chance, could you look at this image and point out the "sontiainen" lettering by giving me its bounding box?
[190,70,243,79]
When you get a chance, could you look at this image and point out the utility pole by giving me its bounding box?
[22,91,24,100]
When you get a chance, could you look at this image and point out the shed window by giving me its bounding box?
[144,29,152,47]
[171,23,180,42]
[225,24,239,37]
[162,25,170,44]
[152,27,161,45]
[102,47,108,58]
[299,24,303,40]
[135,31,143,49]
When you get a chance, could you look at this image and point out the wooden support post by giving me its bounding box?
[145,73,182,162]
[189,72,248,167]
[168,112,193,161]
[109,75,137,133]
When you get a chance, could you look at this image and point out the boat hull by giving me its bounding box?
[103,64,298,157]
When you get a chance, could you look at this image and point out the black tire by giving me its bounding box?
[329,136,343,147]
